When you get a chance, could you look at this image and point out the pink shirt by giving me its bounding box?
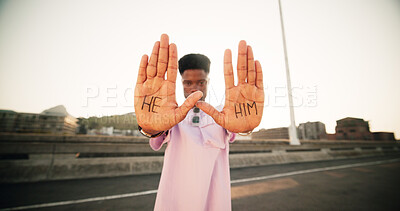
[150,106,236,211]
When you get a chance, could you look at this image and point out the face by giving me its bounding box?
[181,69,208,101]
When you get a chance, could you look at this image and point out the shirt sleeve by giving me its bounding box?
[226,130,236,144]
[149,130,171,151]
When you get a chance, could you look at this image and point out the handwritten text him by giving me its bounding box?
[234,102,257,118]
[141,95,161,113]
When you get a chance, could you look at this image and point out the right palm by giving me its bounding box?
[134,34,202,133]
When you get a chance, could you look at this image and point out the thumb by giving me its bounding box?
[195,101,224,127]
[175,91,203,122]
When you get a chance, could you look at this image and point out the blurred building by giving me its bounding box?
[0,105,78,134]
[335,117,373,140]
[87,126,138,136]
[0,110,18,132]
[326,133,337,140]
[252,127,289,139]
[372,132,396,141]
[79,112,139,136]
[298,121,327,140]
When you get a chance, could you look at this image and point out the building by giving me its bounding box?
[372,132,396,141]
[0,110,18,132]
[335,117,373,140]
[326,133,336,140]
[252,127,289,140]
[78,112,139,136]
[0,105,78,134]
[298,121,327,140]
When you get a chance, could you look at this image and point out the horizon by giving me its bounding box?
[1,104,396,137]
[1,0,399,138]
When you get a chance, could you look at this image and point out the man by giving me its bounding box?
[134,34,264,210]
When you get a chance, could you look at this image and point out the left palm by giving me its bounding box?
[196,41,264,133]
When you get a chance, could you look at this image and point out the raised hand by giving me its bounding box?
[196,41,264,133]
[134,34,203,134]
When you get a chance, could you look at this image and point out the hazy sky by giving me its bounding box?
[1,0,399,138]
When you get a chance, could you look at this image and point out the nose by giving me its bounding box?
[190,88,199,94]
[190,83,201,92]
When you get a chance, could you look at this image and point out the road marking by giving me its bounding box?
[3,158,400,210]
[324,171,346,178]
[0,190,158,211]
[353,167,373,173]
[380,163,400,168]
[230,158,400,184]
[231,178,299,199]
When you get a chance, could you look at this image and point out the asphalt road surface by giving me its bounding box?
[1,154,400,211]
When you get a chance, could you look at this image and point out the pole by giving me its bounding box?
[278,0,300,145]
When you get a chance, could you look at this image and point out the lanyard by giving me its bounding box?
[191,107,200,127]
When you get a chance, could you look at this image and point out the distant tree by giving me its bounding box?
[77,118,88,134]
[77,113,138,131]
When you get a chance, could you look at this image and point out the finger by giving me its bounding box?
[224,49,234,89]
[247,46,256,85]
[137,54,148,84]
[195,101,224,127]
[237,40,247,84]
[146,41,160,79]
[175,91,203,122]
[255,60,263,89]
[157,34,169,78]
[167,43,178,83]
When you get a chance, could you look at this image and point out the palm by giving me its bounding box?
[134,79,177,131]
[134,34,202,133]
[221,84,264,133]
[197,41,264,133]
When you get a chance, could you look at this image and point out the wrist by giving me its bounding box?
[138,125,165,138]
[238,130,253,136]
[142,128,162,135]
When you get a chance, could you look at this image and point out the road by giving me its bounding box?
[1,154,400,210]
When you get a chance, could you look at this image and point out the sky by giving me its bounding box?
[0,0,399,138]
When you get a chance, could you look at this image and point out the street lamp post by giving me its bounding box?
[278,0,301,145]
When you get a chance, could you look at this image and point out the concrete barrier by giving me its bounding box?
[0,133,399,183]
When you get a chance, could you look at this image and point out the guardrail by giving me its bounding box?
[0,133,399,183]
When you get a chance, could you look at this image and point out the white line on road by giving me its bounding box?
[1,190,158,211]
[230,158,400,184]
[2,158,400,210]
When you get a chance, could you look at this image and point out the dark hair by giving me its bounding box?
[178,54,210,75]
